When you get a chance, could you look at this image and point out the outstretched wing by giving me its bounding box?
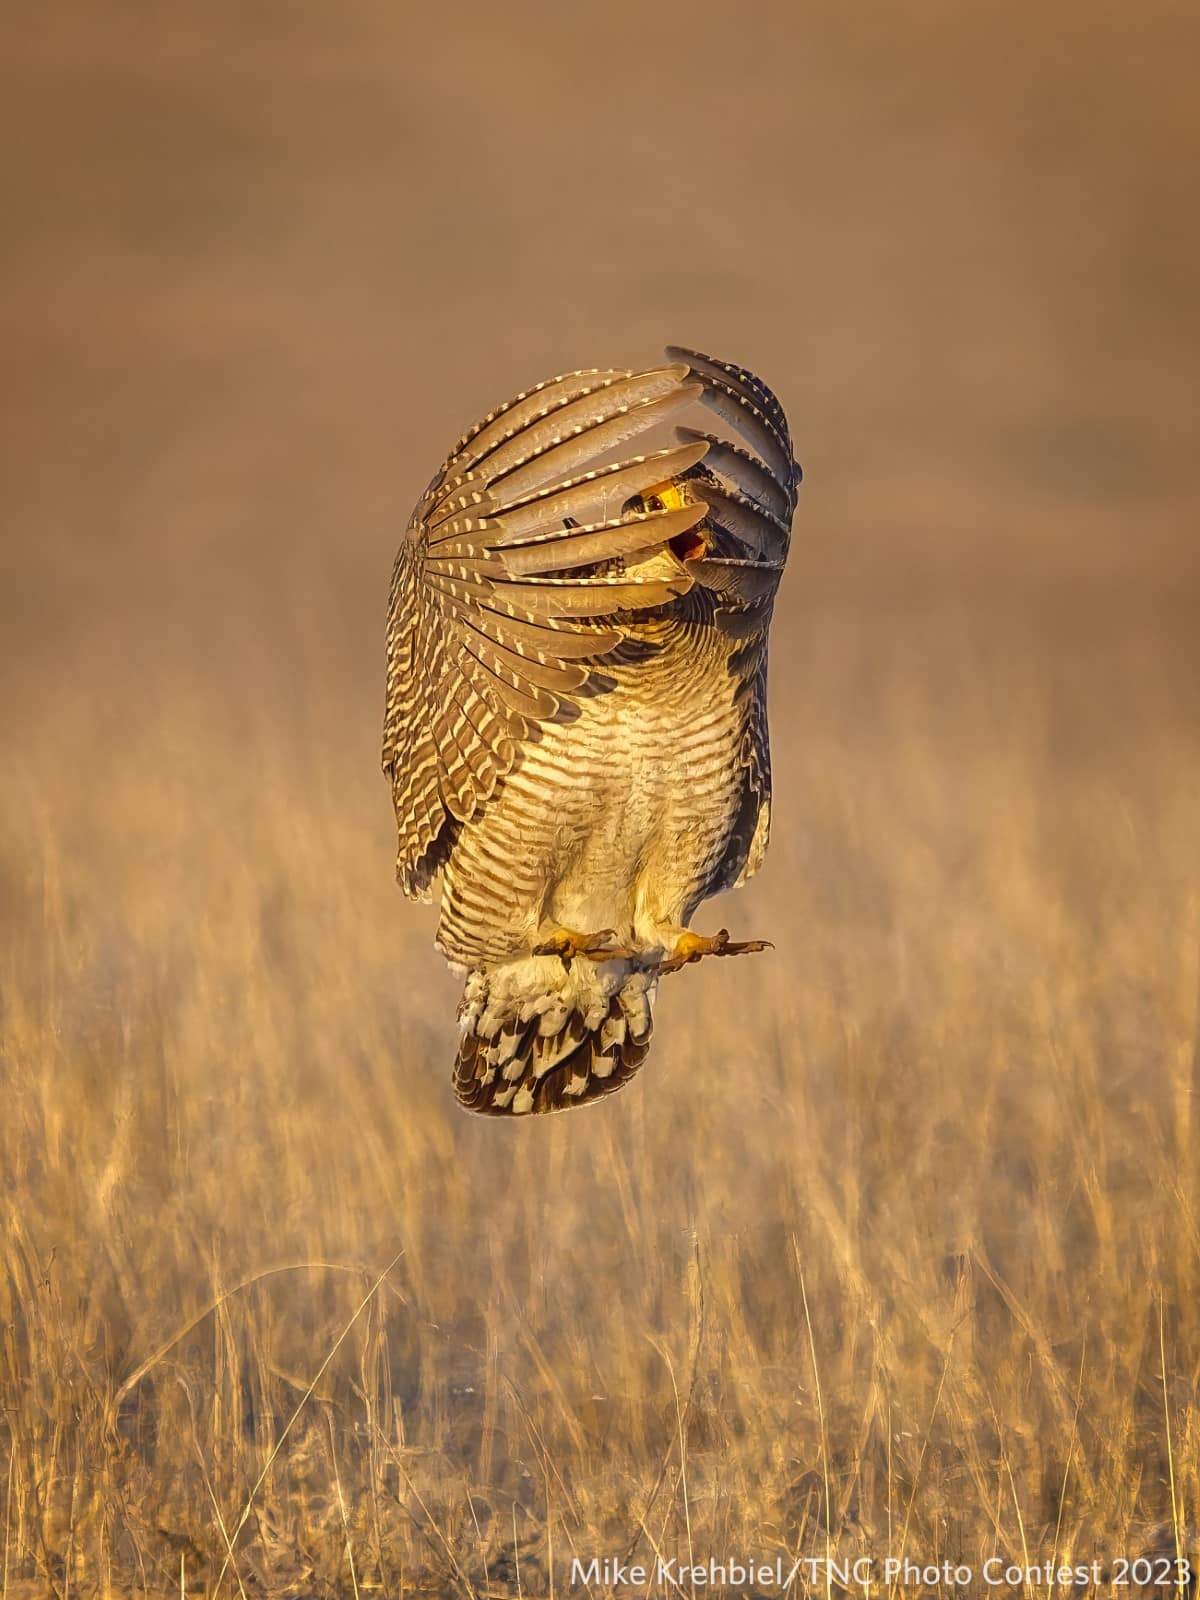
[666,347,802,892]
[382,363,713,899]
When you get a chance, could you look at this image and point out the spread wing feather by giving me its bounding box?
[447,368,630,476]
[464,367,689,483]
[497,502,706,577]
[666,346,799,499]
[383,362,713,899]
[383,347,800,901]
[666,347,802,891]
[481,381,703,506]
[488,441,708,535]
[676,429,793,526]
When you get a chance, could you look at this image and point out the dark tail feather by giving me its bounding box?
[453,958,656,1116]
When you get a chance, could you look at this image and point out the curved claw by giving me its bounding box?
[713,937,774,958]
[654,928,774,976]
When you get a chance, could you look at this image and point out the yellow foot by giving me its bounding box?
[532,926,637,969]
[655,927,773,975]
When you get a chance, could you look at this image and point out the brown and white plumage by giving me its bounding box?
[382,347,800,1115]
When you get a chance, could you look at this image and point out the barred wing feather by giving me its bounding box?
[382,348,800,901]
[666,346,802,891]
[382,363,712,898]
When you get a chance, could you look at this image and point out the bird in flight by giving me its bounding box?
[382,347,801,1115]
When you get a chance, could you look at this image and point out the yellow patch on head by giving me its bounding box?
[624,478,708,563]
[640,480,688,513]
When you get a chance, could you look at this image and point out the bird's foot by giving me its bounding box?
[532,926,638,969]
[654,927,774,976]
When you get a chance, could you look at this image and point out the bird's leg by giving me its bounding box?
[653,927,773,976]
[533,926,638,969]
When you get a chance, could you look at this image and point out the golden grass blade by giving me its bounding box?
[793,1242,832,1600]
[1160,1293,1186,1597]
[210,1248,405,1600]
[113,1260,372,1409]
[328,1414,361,1600]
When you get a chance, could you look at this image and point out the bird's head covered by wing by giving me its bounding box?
[382,346,800,1117]
[381,347,801,906]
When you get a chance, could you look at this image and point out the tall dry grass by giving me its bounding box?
[3,2,1200,1594]
[4,600,1199,1596]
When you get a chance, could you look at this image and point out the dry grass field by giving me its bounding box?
[2,4,1199,1596]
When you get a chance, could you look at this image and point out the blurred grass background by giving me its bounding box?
[2,2,1199,1595]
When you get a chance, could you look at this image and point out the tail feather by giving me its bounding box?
[454,957,657,1116]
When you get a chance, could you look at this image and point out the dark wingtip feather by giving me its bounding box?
[665,345,798,500]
